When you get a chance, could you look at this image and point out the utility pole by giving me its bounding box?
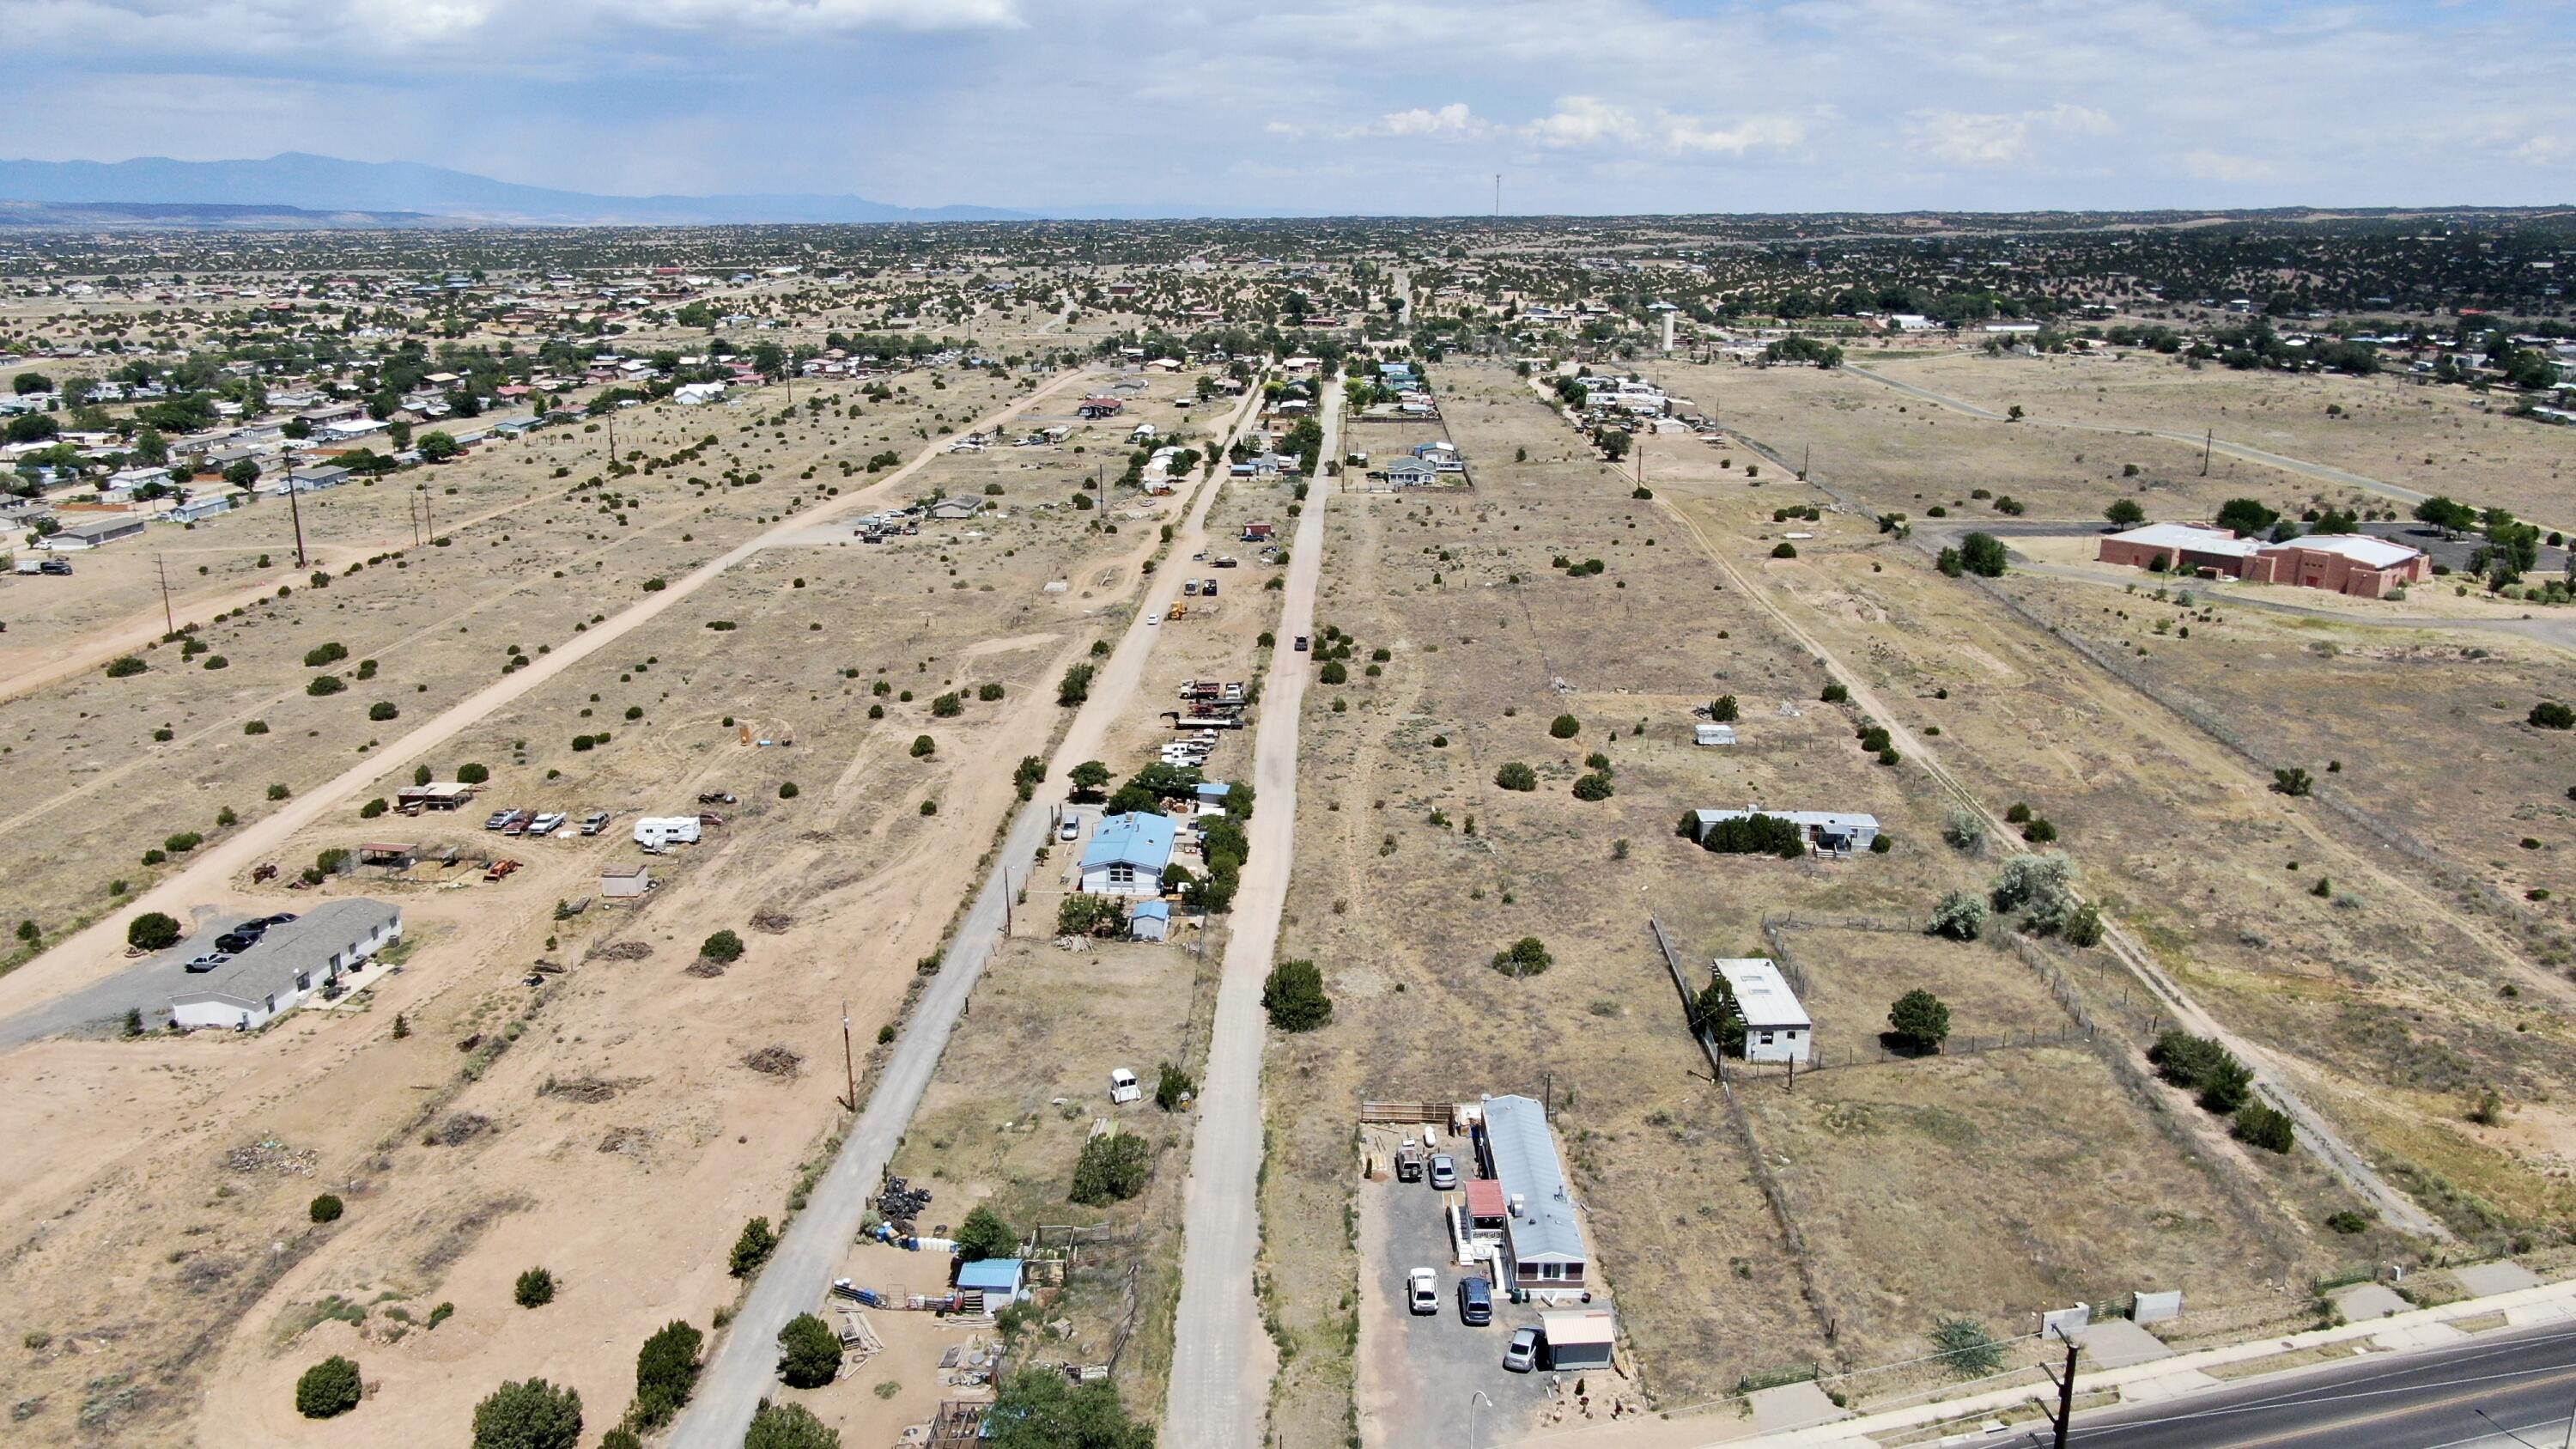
[155,553,173,636]
[2038,1325,2079,1448]
[2201,427,2214,477]
[839,1001,857,1112]
[1492,174,1500,222]
[1801,442,1812,481]
[286,471,309,569]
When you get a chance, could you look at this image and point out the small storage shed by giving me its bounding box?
[600,863,653,899]
[1129,899,1170,941]
[1539,1309,1619,1371]
[1694,722,1737,746]
[957,1257,1026,1307]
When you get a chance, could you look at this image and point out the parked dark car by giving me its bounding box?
[1457,1276,1492,1326]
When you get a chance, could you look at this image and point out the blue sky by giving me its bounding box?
[2,0,2571,214]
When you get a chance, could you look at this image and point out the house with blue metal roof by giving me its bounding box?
[1078,812,1176,896]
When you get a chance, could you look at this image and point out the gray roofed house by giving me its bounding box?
[169,898,401,1032]
[56,514,148,546]
[1479,1093,1589,1298]
[1688,807,1880,855]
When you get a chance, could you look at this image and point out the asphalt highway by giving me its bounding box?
[2025,1323,2576,1449]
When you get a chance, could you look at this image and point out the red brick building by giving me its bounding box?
[2099,523,2427,599]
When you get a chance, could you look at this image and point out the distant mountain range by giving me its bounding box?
[0,153,1033,227]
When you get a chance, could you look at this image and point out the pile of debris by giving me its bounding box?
[224,1137,319,1177]
[538,1076,625,1104]
[597,1125,653,1156]
[426,1112,493,1148]
[876,1176,933,1223]
[683,957,727,978]
[743,1045,804,1077]
[750,910,797,935]
[586,939,654,962]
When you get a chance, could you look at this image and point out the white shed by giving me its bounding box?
[1716,958,1811,1063]
[1694,722,1737,746]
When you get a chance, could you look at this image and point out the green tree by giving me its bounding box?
[630,1318,703,1428]
[1886,989,1952,1053]
[2214,497,2278,537]
[418,431,462,462]
[1058,662,1095,705]
[1710,694,1739,722]
[127,911,181,951]
[514,1267,556,1308]
[224,457,262,488]
[1493,761,1538,791]
[2531,702,2575,731]
[1958,533,2008,576]
[1068,759,1114,797]
[2233,1101,2295,1153]
[1154,1061,1196,1111]
[1548,713,1581,739]
[2105,498,2147,527]
[984,1369,1155,1449]
[954,1206,1016,1263]
[1070,1131,1152,1205]
[2413,495,2477,539]
[700,929,745,965]
[1261,959,1332,1031]
[471,1378,582,1449]
[1692,975,1746,1056]
[295,1355,364,1418]
[1925,891,1985,941]
[1490,936,1552,977]
[744,1401,843,1449]
[729,1216,779,1277]
[309,1193,344,1223]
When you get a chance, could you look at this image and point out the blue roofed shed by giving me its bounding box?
[957,1257,1026,1305]
[1130,899,1171,941]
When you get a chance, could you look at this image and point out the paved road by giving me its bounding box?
[0,369,1093,1026]
[672,376,1273,1446]
[1164,384,1341,1446]
[2045,1322,2576,1449]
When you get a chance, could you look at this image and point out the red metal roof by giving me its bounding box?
[1465,1178,1506,1219]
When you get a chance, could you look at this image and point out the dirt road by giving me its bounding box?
[671,377,1274,1447]
[1164,384,1340,1446]
[0,369,1092,1022]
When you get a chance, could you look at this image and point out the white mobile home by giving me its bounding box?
[170,899,401,1031]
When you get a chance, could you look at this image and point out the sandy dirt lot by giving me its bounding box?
[0,359,1258,1445]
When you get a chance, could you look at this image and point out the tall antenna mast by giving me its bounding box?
[1492,174,1501,221]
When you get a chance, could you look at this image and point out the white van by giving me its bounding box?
[1109,1068,1142,1105]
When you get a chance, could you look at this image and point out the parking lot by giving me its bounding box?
[0,904,264,1046]
[1355,1149,1557,1449]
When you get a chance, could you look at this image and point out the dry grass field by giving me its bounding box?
[0,355,1255,1445]
[1879,349,2576,528]
[1255,361,2364,1447]
[1630,380,2576,1247]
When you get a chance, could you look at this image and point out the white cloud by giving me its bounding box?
[2181,149,2277,182]
[1376,102,1479,137]
[0,0,1016,58]
[1905,103,2114,167]
[1522,95,1801,157]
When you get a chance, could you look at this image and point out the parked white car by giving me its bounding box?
[1109,1068,1141,1105]
[1407,1267,1439,1316]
